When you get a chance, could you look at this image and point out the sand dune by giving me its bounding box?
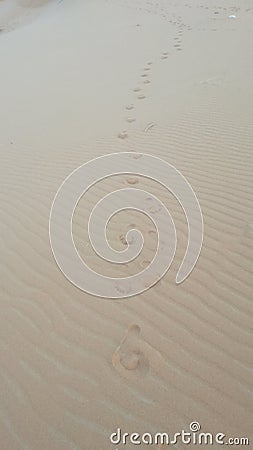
[0,0,55,32]
[0,0,252,449]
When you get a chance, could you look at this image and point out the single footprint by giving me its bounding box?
[137,94,146,100]
[143,79,151,84]
[112,324,149,380]
[133,86,141,92]
[141,73,148,77]
[125,104,134,111]
[132,153,143,160]
[148,229,157,238]
[126,117,136,123]
[114,281,133,296]
[126,177,139,185]
[118,131,128,139]
[119,234,128,246]
[144,122,156,132]
[140,260,151,269]
[146,61,153,65]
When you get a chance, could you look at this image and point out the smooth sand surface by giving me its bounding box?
[0,0,253,449]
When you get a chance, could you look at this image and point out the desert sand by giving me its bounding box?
[0,0,253,449]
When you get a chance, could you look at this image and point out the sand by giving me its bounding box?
[0,0,253,449]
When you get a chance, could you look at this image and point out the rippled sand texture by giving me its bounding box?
[0,0,253,449]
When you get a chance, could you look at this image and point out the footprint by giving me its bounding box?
[148,230,157,238]
[140,260,151,269]
[126,177,139,185]
[133,86,141,92]
[141,73,148,78]
[118,131,128,139]
[147,61,153,65]
[143,79,151,84]
[144,122,156,132]
[125,104,134,111]
[137,94,146,100]
[161,51,169,60]
[128,223,137,229]
[114,281,133,296]
[126,117,136,123]
[132,153,143,160]
[119,234,128,246]
[112,324,149,380]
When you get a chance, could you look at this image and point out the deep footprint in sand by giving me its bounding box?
[125,104,134,111]
[118,131,128,139]
[161,51,169,60]
[112,324,149,380]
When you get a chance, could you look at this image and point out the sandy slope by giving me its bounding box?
[0,0,53,32]
[0,0,253,449]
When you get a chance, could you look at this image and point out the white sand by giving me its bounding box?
[0,0,252,449]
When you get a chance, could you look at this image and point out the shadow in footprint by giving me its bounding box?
[125,104,134,111]
[112,324,149,381]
